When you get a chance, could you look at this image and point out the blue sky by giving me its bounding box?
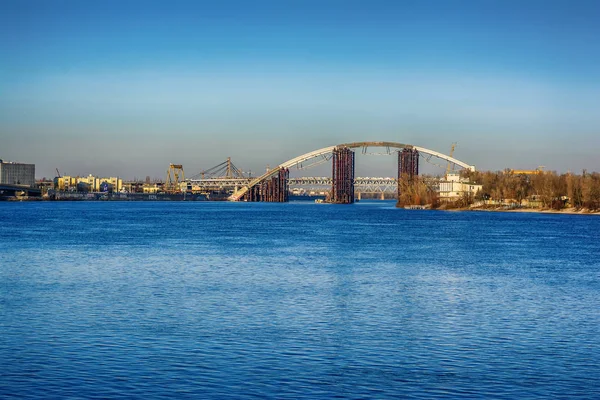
[1,0,599,178]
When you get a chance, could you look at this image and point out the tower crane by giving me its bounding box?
[445,142,457,178]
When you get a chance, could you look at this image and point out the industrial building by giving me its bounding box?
[0,159,35,186]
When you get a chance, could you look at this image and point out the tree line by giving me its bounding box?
[463,170,600,210]
[395,170,600,211]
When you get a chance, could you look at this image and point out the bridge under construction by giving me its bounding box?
[185,141,475,204]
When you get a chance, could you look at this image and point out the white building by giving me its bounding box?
[438,173,482,201]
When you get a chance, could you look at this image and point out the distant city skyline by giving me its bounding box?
[2,0,599,179]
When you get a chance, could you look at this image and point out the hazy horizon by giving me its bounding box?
[2,0,599,179]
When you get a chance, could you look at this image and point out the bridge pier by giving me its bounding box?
[244,168,289,202]
[398,148,419,197]
[331,147,355,204]
[399,148,419,180]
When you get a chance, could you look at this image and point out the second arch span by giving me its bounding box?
[230,141,476,201]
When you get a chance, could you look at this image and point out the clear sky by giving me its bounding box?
[1,0,599,179]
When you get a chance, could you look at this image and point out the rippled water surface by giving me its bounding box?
[1,201,599,399]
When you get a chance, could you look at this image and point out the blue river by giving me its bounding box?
[1,201,599,399]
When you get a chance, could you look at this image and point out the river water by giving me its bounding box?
[1,201,599,399]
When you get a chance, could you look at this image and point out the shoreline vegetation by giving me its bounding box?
[397,169,600,215]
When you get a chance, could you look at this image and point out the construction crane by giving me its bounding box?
[165,164,185,193]
[445,142,457,177]
[56,168,61,178]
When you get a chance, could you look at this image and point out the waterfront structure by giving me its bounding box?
[0,159,35,187]
[55,174,123,192]
[438,172,482,201]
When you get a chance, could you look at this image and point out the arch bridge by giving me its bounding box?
[230,141,475,203]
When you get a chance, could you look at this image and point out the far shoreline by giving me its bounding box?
[446,206,600,216]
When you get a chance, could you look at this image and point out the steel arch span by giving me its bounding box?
[230,141,475,201]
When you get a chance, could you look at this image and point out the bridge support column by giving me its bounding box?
[399,148,419,180]
[397,148,420,205]
[244,168,289,202]
[331,147,355,204]
[247,185,259,201]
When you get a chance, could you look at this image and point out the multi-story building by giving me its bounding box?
[438,173,482,201]
[55,176,78,191]
[98,177,123,192]
[0,160,36,186]
[76,174,99,191]
[55,174,123,192]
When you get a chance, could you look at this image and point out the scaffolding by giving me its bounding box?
[398,148,419,198]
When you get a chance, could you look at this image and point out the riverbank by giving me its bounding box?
[461,205,600,215]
